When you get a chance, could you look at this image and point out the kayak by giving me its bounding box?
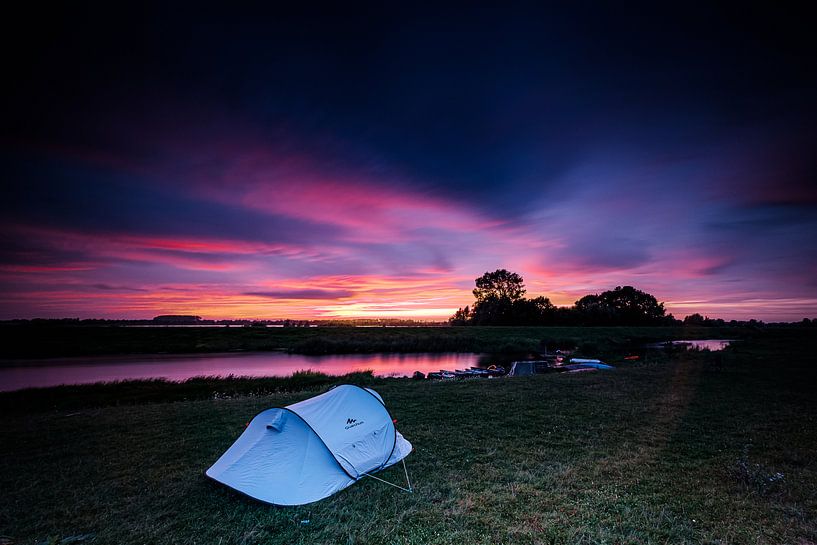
[570,358,603,364]
[562,362,614,371]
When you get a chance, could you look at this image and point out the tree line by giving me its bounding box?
[449,269,676,326]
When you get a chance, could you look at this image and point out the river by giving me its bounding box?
[646,339,736,351]
[0,352,484,392]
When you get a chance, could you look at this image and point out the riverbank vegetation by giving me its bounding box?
[0,321,797,360]
[0,371,378,415]
[1,330,816,544]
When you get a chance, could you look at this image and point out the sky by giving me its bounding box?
[2,5,816,321]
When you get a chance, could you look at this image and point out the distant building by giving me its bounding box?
[152,315,202,324]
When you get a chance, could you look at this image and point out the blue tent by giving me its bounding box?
[206,384,412,505]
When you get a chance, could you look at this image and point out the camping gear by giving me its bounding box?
[509,360,557,376]
[206,384,412,506]
[509,361,535,376]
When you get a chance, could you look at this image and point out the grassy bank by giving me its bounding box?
[0,324,774,359]
[0,371,379,415]
[1,330,816,544]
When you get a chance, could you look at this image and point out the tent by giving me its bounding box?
[206,384,412,505]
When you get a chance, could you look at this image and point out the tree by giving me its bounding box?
[575,286,667,325]
[464,269,528,325]
[683,313,706,325]
[574,294,613,325]
[470,295,515,325]
[449,306,471,325]
[512,296,557,325]
[683,313,724,326]
[455,270,559,325]
[449,271,673,327]
[472,269,526,303]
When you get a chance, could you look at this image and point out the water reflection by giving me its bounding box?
[647,339,735,351]
[0,352,484,392]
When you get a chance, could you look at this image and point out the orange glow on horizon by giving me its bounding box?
[1,219,814,322]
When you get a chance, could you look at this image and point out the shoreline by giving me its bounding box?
[0,324,767,360]
[0,370,383,414]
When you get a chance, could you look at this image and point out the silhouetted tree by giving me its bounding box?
[465,269,529,325]
[684,313,726,326]
[450,272,675,326]
[683,313,706,325]
[455,270,557,325]
[573,294,615,325]
[449,306,471,325]
[471,295,516,325]
[575,286,668,325]
[512,296,557,325]
[473,269,526,303]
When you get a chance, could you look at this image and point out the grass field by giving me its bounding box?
[0,324,761,359]
[1,330,816,544]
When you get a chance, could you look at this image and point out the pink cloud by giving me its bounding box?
[184,150,503,241]
[1,224,342,273]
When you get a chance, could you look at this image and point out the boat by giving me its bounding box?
[426,370,455,380]
[424,365,506,380]
[569,358,603,364]
[561,362,615,373]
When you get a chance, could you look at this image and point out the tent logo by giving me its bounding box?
[344,418,364,430]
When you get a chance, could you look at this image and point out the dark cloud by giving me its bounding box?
[0,229,98,270]
[2,156,343,246]
[91,284,147,292]
[707,204,817,232]
[6,4,815,216]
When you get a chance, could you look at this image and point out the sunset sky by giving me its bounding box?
[2,5,815,321]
